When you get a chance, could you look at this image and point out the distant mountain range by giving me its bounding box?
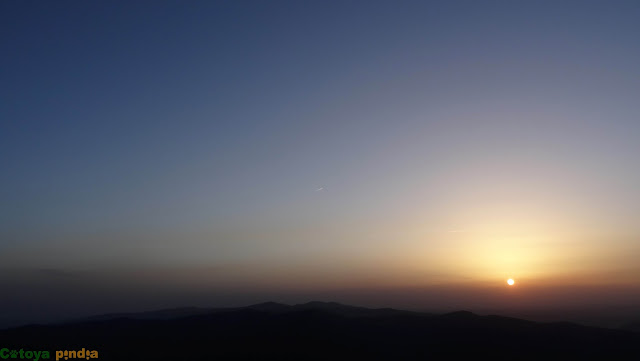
[66,301,419,323]
[1,302,639,360]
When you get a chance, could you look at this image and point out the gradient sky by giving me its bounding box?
[2,0,640,323]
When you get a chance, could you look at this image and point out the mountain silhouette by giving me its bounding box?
[1,302,639,360]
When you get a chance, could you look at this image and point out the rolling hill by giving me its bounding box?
[1,302,639,360]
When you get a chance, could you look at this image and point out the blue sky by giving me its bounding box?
[1,1,640,321]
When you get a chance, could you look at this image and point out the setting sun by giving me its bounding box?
[507,279,515,286]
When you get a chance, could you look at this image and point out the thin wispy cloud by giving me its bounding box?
[38,268,75,278]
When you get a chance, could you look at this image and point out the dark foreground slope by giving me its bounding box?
[1,302,639,360]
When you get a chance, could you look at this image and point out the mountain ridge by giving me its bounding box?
[2,301,639,360]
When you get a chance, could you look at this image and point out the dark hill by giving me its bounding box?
[1,302,639,360]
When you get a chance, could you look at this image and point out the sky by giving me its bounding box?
[1,0,640,324]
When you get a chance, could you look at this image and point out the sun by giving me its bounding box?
[507,278,515,286]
